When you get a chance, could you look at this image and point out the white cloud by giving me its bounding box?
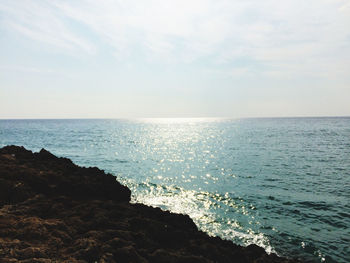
[0,0,95,53]
[1,0,349,78]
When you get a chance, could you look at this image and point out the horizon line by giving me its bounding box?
[0,115,349,120]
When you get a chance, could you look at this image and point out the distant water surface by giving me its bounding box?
[0,117,349,263]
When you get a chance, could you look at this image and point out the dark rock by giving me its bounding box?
[35,148,58,161]
[0,146,304,263]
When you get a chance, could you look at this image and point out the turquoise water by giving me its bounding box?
[0,118,349,262]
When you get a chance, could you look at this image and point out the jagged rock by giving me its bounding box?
[0,146,304,262]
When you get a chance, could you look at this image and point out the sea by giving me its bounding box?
[0,117,349,263]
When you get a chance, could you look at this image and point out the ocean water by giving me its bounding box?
[0,118,349,263]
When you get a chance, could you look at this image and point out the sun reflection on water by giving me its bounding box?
[116,117,276,254]
[135,117,228,124]
[120,177,275,255]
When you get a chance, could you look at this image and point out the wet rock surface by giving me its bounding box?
[0,146,304,262]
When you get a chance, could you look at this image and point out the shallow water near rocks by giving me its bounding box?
[1,117,349,263]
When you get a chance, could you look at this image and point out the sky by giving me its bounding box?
[0,0,349,118]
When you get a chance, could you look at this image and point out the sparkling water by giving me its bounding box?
[0,118,349,262]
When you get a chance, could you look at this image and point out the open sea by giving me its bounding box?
[0,117,349,262]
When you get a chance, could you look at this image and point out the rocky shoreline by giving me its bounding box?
[0,146,303,263]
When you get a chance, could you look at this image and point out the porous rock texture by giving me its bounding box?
[0,146,303,263]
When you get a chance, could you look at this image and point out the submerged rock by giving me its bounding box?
[0,146,304,262]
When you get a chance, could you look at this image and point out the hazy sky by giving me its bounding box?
[1,0,349,118]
